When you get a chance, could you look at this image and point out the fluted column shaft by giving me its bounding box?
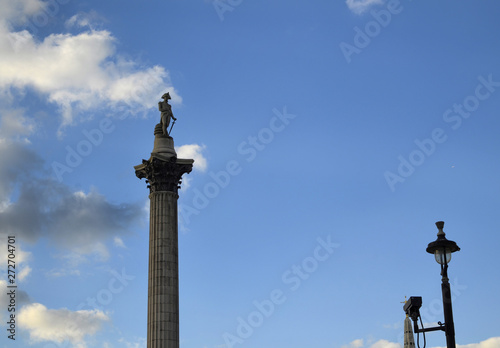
[148,191,179,348]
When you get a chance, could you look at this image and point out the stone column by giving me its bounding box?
[403,316,416,348]
[135,124,193,348]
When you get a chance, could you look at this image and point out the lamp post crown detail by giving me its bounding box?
[426,221,460,264]
[436,221,445,236]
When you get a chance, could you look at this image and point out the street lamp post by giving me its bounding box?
[403,221,460,348]
[426,221,460,348]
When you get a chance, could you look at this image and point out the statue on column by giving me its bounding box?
[159,92,177,136]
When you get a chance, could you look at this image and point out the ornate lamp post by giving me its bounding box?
[426,221,460,348]
[403,221,460,348]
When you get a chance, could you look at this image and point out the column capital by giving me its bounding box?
[135,154,193,195]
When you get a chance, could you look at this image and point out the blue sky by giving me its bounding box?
[1,0,500,347]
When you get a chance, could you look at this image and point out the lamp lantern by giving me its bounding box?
[426,221,460,265]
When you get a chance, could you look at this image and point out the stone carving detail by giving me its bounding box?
[135,157,193,194]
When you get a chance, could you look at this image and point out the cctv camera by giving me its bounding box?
[403,296,422,321]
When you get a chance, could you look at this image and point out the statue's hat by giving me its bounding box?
[162,92,171,100]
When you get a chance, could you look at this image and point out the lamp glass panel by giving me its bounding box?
[434,249,451,265]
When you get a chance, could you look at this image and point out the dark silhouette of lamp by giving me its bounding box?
[426,221,460,348]
[403,221,460,348]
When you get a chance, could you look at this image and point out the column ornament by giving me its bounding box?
[135,156,193,195]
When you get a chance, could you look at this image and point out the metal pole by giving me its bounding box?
[441,254,456,348]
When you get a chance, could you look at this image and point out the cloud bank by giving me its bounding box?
[0,0,180,136]
[441,337,500,348]
[18,303,109,347]
[343,337,500,348]
[0,141,144,260]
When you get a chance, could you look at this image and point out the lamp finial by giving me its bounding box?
[435,221,445,236]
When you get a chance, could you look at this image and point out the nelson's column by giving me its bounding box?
[134,93,193,348]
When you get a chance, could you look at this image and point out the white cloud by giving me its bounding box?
[66,13,92,28]
[18,303,109,347]
[18,265,32,281]
[176,144,208,172]
[0,199,9,213]
[346,0,384,15]
[344,337,500,348]
[0,1,180,137]
[0,108,35,139]
[46,267,81,278]
[435,337,500,348]
[0,0,46,24]
[65,11,105,30]
[0,240,32,265]
[0,238,33,284]
[0,280,30,322]
[180,175,193,190]
[343,339,365,348]
[370,340,402,348]
[343,338,402,348]
[113,236,126,248]
[175,143,208,190]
